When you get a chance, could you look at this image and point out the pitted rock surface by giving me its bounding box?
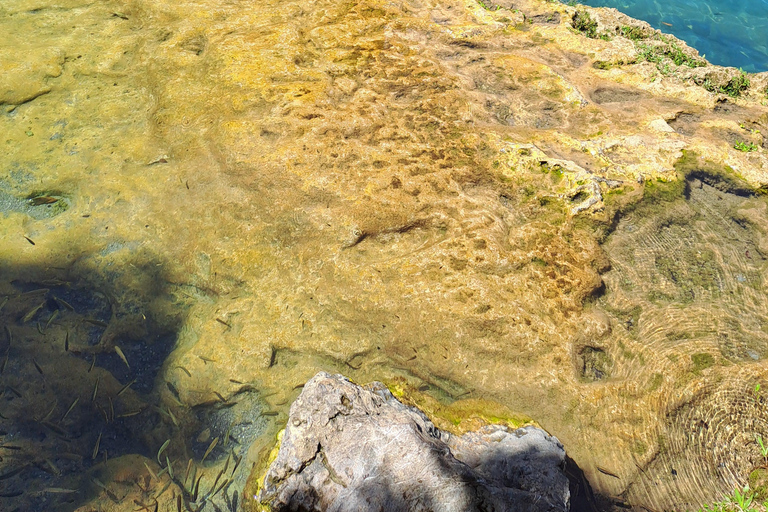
[259,372,569,512]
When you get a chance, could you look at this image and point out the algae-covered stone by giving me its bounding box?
[259,372,569,512]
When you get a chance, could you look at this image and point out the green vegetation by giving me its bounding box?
[735,141,759,152]
[571,10,611,40]
[691,352,715,372]
[620,25,650,41]
[636,40,706,69]
[703,70,751,97]
[476,0,502,11]
[571,10,597,38]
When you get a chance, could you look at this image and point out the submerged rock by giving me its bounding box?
[259,372,569,512]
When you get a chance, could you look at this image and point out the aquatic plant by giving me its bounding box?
[734,141,759,152]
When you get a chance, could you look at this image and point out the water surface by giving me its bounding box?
[576,0,768,72]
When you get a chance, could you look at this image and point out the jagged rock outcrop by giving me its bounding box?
[259,372,570,512]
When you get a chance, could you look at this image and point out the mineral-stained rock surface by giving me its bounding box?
[259,372,570,512]
[3,0,768,510]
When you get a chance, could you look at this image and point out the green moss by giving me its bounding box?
[703,70,751,97]
[635,40,706,70]
[630,439,648,455]
[571,10,598,38]
[592,60,614,70]
[648,373,663,391]
[620,25,649,41]
[642,177,686,204]
[749,468,768,501]
[476,0,502,10]
[691,352,715,371]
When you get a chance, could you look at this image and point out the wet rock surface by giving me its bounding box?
[2,0,768,510]
[259,372,569,512]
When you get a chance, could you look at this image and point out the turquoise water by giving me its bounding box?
[576,0,768,72]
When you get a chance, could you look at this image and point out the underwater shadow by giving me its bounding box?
[0,252,188,511]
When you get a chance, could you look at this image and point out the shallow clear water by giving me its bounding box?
[576,0,768,72]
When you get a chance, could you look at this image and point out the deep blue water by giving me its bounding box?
[575,0,768,72]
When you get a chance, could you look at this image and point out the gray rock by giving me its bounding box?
[259,372,570,512]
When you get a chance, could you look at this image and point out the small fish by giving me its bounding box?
[0,445,22,450]
[84,318,108,328]
[201,437,219,463]
[31,358,43,375]
[21,302,45,323]
[43,459,61,476]
[0,466,25,480]
[229,379,244,384]
[143,461,158,481]
[268,346,277,368]
[198,355,217,364]
[215,318,231,328]
[45,309,60,329]
[262,411,279,417]
[155,478,171,499]
[661,21,673,27]
[193,472,203,501]
[64,331,69,352]
[166,381,182,401]
[157,439,170,464]
[29,196,58,206]
[184,458,193,486]
[4,325,11,344]
[0,490,23,498]
[56,297,75,311]
[213,391,227,403]
[92,377,100,402]
[95,403,108,423]
[92,432,102,459]
[23,235,35,245]
[597,465,620,479]
[167,407,179,427]
[114,346,130,369]
[108,397,115,422]
[41,421,67,436]
[20,288,48,297]
[91,478,107,490]
[0,297,7,313]
[89,354,96,373]
[6,386,22,398]
[166,455,174,479]
[175,366,192,377]
[117,409,143,418]
[1,352,8,375]
[116,378,137,397]
[41,403,57,422]
[92,478,120,502]
[61,397,79,422]
[231,453,242,475]
[176,494,182,512]
[42,487,76,494]
[210,468,225,493]
[213,477,231,497]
